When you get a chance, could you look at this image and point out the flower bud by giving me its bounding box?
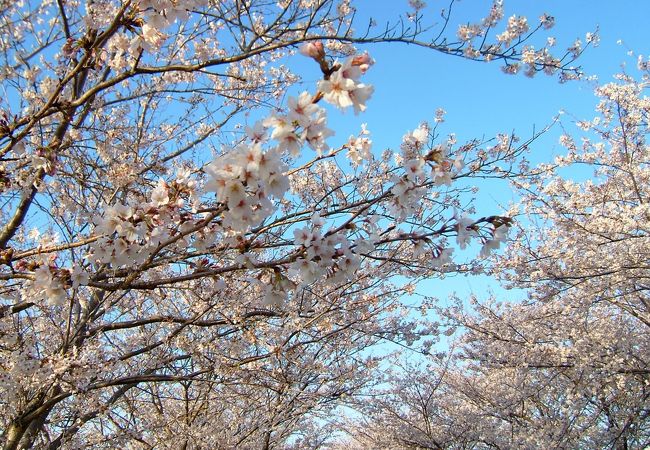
[351,52,374,73]
[299,41,325,60]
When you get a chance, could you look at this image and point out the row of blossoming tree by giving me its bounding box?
[340,63,650,449]
[0,0,605,448]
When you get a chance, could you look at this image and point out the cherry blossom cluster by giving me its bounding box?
[24,265,68,307]
[90,172,198,268]
[205,143,288,230]
[289,214,361,287]
[496,15,530,45]
[345,124,373,166]
[388,125,465,219]
[263,91,333,156]
[317,56,375,114]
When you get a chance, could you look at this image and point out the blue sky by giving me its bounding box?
[355,0,650,139]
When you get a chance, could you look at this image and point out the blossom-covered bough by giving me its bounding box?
[341,68,650,449]
[0,1,586,448]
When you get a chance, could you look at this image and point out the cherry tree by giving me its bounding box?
[0,0,585,448]
[343,68,650,449]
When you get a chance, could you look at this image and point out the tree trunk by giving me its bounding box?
[3,422,26,450]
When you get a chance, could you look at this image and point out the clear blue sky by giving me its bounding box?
[354,0,650,143]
